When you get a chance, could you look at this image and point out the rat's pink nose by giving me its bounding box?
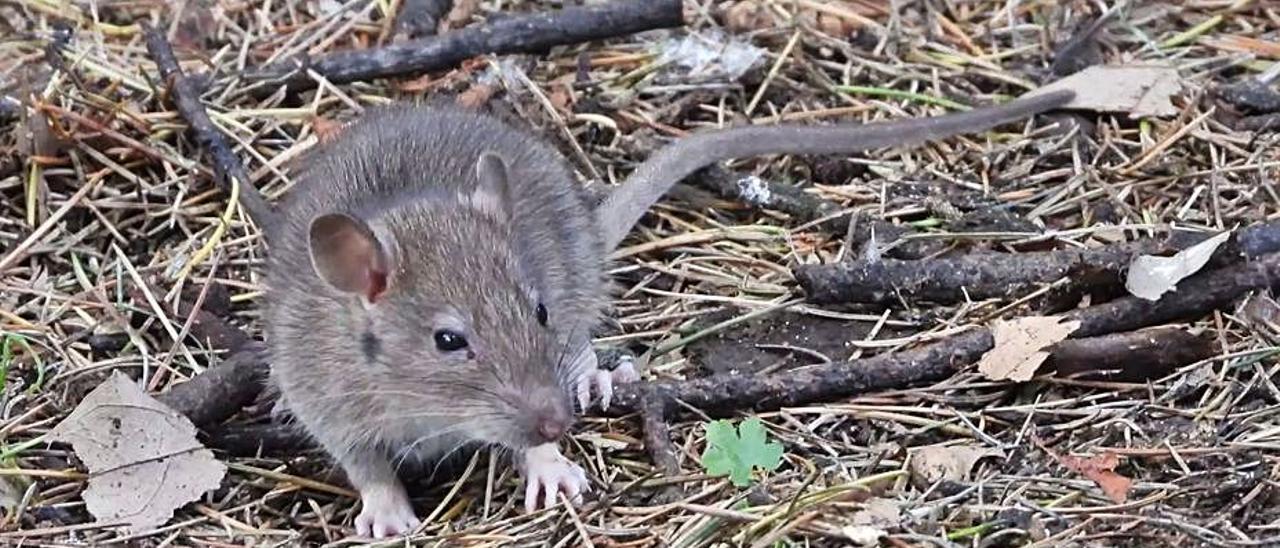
[537,417,566,443]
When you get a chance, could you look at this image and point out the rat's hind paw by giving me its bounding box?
[522,444,590,513]
[354,485,420,539]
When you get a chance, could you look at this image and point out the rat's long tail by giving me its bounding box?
[597,89,1075,251]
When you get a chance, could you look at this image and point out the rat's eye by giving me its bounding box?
[535,303,548,326]
[433,330,469,352]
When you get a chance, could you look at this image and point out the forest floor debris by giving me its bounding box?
[3,0,1280,545]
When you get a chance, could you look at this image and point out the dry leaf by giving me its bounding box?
[48,371,226,533]
[1126,231,1231,301]
[439,0,480,33]
[978,316,1081,382]
[908,444,1002,487]
[395,72,442,93]
[797,7,860,37]
[1202,35,1280,59]
[0,476,25,510]
[311,116,344,144]
[1029,65,1182,118]
[170,0,218,50]
[1239,292,1280,330]
[850,498,900,527]
[548,85,573,112]
[1056,452,1133,504]
[14,107,67,158]
[456,84,496,109]
[841,525,887,546]
[834,499,896,545]
[723,1,774,33]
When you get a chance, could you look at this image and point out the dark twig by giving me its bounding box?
[1237,113,1280,132]
[690,166,940,259]
[125,283,270,427]
[158,344,269,427]
[202,423,312,456]
[1049,5,1121,76]
[795,220,1280,305]
[141,23,275,226]
[393,0,454,39]
[162,253,1275,452]
[215,0,684,94]
[606,253,1280,418]
[1217,81,1280,114]
[693,165,846,231]
[1062,253,1280,337]
[640,390,680,477]
[1046,328,1214,381]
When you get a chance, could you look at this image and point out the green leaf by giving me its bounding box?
[699,417,784,487]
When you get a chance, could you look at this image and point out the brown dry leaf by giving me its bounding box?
[311,116,345,144]
[1028,64,1183,118]
[1239,292,1280,330]
[170,0,218,50]
[725,1,868,35]
[439,0,480,33]
[548,86,573,112]
[908,444,1003,487]
[797,7,860,37]
[978,316,1081,382]
[840,498,899,545]
[48,371,226,534]
[395,72,443,93]
[1056,452,1133,504]
[724,1,774,33]
[15,107,68,158]
[1202,35,1280,59]
[456,83,496,109]
[0,475,25,510]
[850,497,899,527]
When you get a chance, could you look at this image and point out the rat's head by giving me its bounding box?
[304,152,576,450]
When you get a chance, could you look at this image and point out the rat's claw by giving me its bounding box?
[611,356,641,384]
[591,355,640,410]
[573,349,641,411]
[522,444,589,513]
[576,373,592,411]
[354,483,419,539]
[592,368,614,410]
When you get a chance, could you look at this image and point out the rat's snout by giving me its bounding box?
[522,388,573,445]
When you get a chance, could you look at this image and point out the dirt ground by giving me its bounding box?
[4,0,1280,546]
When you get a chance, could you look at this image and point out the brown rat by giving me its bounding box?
[236,89,1073,538]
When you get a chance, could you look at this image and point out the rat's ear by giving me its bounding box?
[308,213,390,303]
[471,151,512,217]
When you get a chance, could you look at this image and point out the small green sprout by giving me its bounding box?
[699,417,784,487]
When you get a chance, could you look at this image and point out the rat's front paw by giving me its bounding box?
[521,444,589,513]
[354,484,420,539]
[574,350,639,411]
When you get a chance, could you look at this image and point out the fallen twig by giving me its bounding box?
[1046,328,1214,381]
[795,219,1280,305]
[209,0,683,94]
[156,253,1279,450]
[393,0,454,40]
[202,423,311,456]
[142,23,274,226]
[691,162,943,260]
[606,253,1280,418]
[158,344,269,427]
[1237,113,1280,132]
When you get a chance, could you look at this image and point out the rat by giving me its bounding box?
[228,88,1073,538]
